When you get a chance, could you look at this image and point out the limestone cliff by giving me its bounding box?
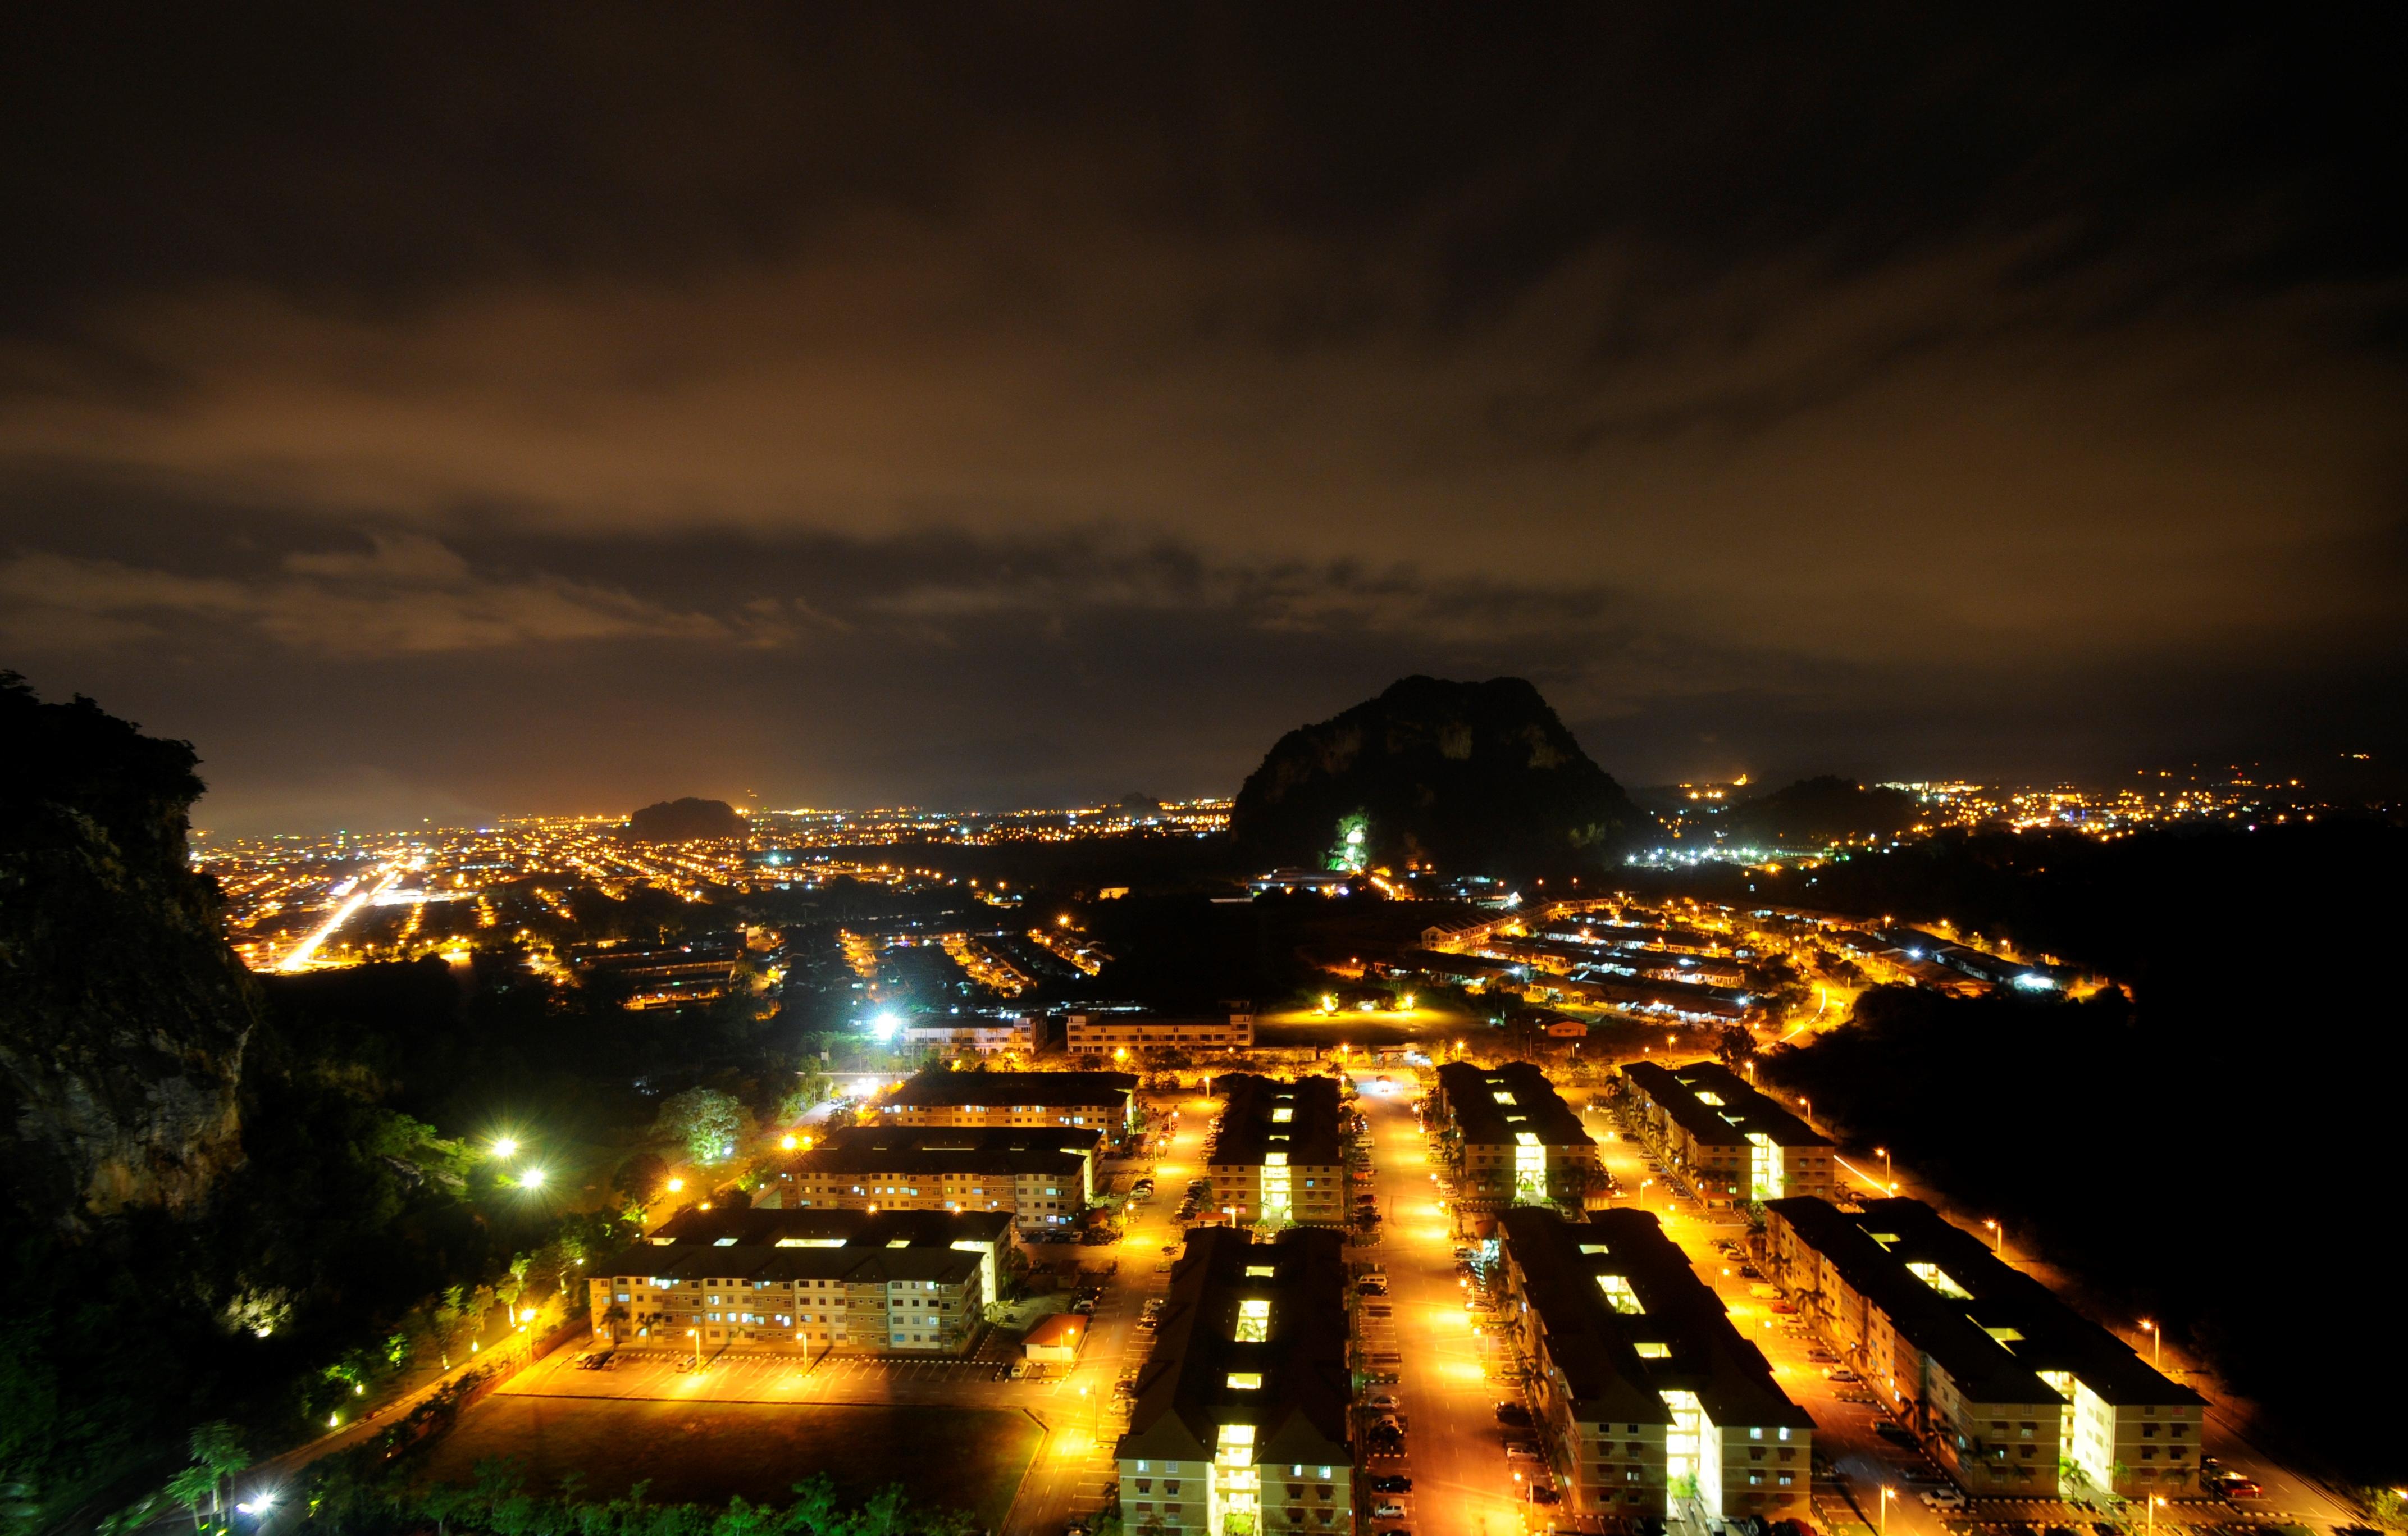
[1230,675,1640,874]
[0,674,253,1223]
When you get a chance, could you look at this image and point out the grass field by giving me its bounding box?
[414,1397,1041,1527]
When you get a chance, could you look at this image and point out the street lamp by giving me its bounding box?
[2139,1319,2160,1368]
[1881,1486,1897,1536]
[1983,1218,2003,1258]
[1876,1146,1890,1187]
[2147,1494,2166,1534]
[687,1328,701,1370]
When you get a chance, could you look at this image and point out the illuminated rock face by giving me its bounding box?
[1231,675,1639,876]
[1,678,254,1225]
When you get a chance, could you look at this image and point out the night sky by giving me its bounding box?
[4,8,2401,832]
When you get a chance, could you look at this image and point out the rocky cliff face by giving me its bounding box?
[1230,675,1640,874]
[623,795,745,841]
[1,674,253,1223]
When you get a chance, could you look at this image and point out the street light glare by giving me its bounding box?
[491,1136,519,1159]
[518,1166,546,1188]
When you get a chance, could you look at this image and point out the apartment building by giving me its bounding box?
[1499,1209,1816,1523]
[587,1207,1013,1357]
[1429,1061,1603,1211]
[780,1124,1096,1227]
[1115,1227,1355,1536]
[1065,1012,1255,1054]
[1203,1074,1347,1228]
[1763,1197,2204,1499]
[1620,1060,1835,1202]
[877,1067,1137,1138]
[900,1015,1037,1055]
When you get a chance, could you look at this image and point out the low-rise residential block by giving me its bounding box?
[877,1066,1137,1138]
[587,1207,1013,1357]
[900,1015,1037,1055]
[780,1123,1097,1227]
[1429,1060,1603,1210]
[1066,1011,1256,1054]
[1620,1060,1835,1202]
[1116,1227,1355,1535]
[1204,1074,1347,1228]
[1763,1197,2204,1499]
[1499,1208,1816,1524]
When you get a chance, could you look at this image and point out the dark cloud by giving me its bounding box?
[2,8,2402,827]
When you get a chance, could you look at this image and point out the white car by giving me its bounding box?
[1506,1443,1542,1461]
[1372,1502,1407,1519]
[1367,1393,1401,1409]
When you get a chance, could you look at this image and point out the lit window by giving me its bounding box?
[1235,1299,1271,1342]
[1216,1424,1256,1467]
[1227,1373,1264,1390]
[1245,1265,1274,1277]
[1635,1342,1670,1359]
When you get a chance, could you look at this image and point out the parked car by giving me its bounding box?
[1366,1393,1401,1410]
[1825,1368,1861,1382]
[1372,1502,1407,1520]
[1495,1401,1533,1425]
[1530,1487,1561,1505]
[1369,1475,1412,1493]
[1505,1442,1542,1461]
[1875,1423,1915,1445]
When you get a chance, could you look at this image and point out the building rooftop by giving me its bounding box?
[1207,1074,1345,1168]
[884,1066,1138,1109]
[1116,1227,1354,1469]
[1767,1197,2201,1409]
[639,1205,1014,1251]
[795,1124,1097,1176]
[1622,1060,1830,1150]
[1435,1060,1595,1148]
[1502,1207,1815,1431]
[595,1206,1011,1289]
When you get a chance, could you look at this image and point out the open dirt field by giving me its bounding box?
[415,1396,1042,1528]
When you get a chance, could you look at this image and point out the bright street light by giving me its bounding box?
[1881,1486,1897,1536]
[517,1166,546,1189]
[491,1136,519,1159]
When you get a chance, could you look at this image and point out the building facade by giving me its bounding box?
[1116,1227,1356,1536]
[778,1124,1096,1227]
[588,1207,1013,1358]
[1203,1074,1347,1228]
[1499,1209,1816,1524]
[1429,1061,1603,1211]
[1066,1013,1256,1054]
[1620,1060,1835,1202]
[900,1016,1037,1055]
[877,1067,1137,1139]
[1762,1197,2204,1499]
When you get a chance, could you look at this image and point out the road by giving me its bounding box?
[1354,1072,1532,1536]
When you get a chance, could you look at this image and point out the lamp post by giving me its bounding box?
[687,1328,701,1371]
[2139,1319,2160,1369]
[1876,1146,1891,1187]
[1984,1219,2003,1257]
[1881,1485,1897,1536]
[2148,1494,2165,1534]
